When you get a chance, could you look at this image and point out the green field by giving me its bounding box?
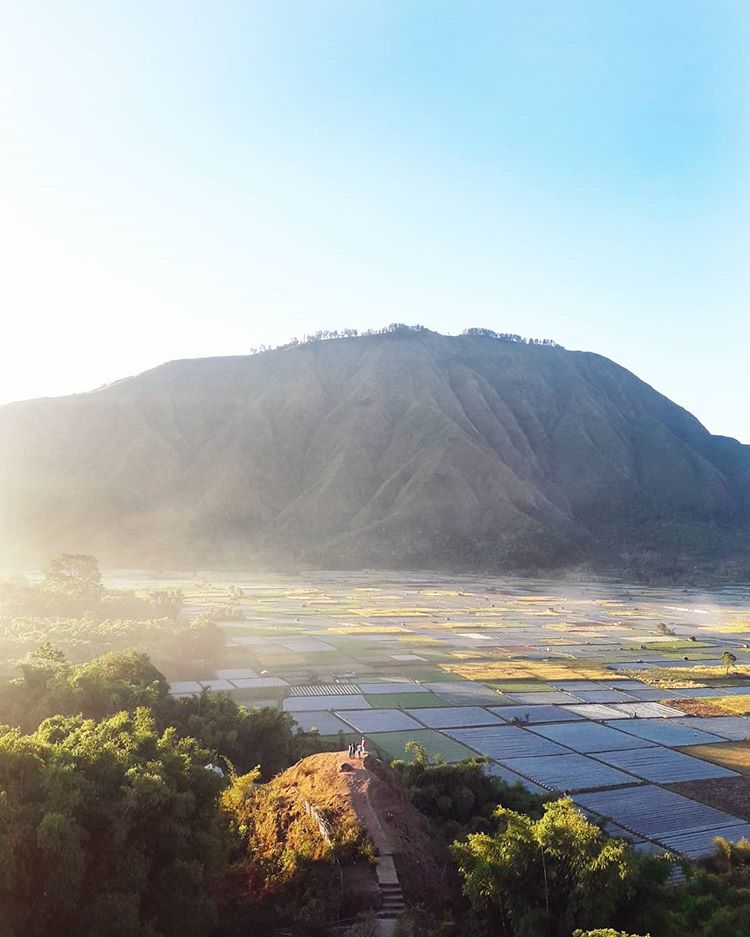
[367,729,478,763]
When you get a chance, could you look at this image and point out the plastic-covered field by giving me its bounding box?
[336,709,423,733]
[291,711,352,735]
[563,704,623,721]
[593,746,738,782]
[408,706,505,728]
[367,729,477,763]
[229,676,288,689]
[281,637,336,652]
[488,704,584,724]
[605,702,683,719]
[575,784,747,847]
[571,689,636,704]
[620,686,684,701]
[673,717,750,740]
[529,722,655,753]
[506,690,581,705]
[216,668,259,680]
[358,682,430,694]
[283,694,371,711]
[289,684,360,696]
[445,725,570,759]
[425,682,512,705]
[552,680,610,693]
[199,679,235,691]
[170,680,203,695]
[662,822,750,858]
[500,753,638,792]
[483,761,547,794]
[602,719,726,747]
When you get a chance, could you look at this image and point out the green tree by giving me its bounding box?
[0,708,228,937]
[451,798,633,937]
[722,650,738,674]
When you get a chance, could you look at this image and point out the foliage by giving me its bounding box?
[722,650,738,674]
[461,327,561,347]
[0,707,228,937]
[572,931,650,937]
[0,555,222,681]
[393,755,547,842]
[451,799,634,937]
[156,690,336,779]
[0,646,168,731]
[0,555,182,621]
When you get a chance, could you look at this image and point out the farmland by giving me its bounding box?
[108,569,750,860]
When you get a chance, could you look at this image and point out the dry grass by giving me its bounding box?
[703,696,750,715]
[678,742,750,775]
[621,665,750,689]
[442,659,610,681]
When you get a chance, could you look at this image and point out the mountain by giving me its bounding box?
[1,329,748,573]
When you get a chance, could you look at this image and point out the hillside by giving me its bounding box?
[1,329,749,573]
[226,750,451,925]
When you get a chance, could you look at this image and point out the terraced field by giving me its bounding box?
[108,570,750,860]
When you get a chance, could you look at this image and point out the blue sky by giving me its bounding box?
[1,1,748,439]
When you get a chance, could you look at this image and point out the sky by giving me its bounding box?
[1,1,748,439]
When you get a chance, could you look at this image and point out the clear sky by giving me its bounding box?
[1,1,748,439]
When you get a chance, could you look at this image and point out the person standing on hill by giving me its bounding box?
[360,736,367,758]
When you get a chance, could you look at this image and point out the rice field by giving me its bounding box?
[108,568,750,859]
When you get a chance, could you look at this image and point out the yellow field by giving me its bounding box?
[443,659,611,681]
[704,696,750,715]
[681,742,750,775]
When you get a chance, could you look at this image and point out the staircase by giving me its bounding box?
[377,881,405,919]
[374,855,405,936]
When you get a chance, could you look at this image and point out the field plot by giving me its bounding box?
[529,722,655,753]
[365,692,448,708]
[483,762,548,794]
[489,704,584,724]
[446,725,570,759]
[605,702,683,718]
[337,709,423,733]
[673,716,750,740]
[574,785,748,850]
[570,689,636,703]
[368,729,477,763]
[408,706,505,728]
[422,681,512,705]
[358,681,430,694]
[505,690,582,705]
[291,711,352,734]
[501,753,638,792]
[284,694,371,711]
[604,719,725,747]
[594,746,738,782]
[680,742,750,775]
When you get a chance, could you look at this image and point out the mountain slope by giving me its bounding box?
[1,330,748,571]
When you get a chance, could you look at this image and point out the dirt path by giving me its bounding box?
[334,752,397,854]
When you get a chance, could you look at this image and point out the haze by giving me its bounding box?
[1,1,748,440]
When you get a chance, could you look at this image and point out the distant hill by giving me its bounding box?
[1,329,748,574]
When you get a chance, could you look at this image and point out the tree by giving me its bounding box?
[0,708,228,937]
[572,931,650,937]
[451,798,633,937]
[722,650,738,674]
[43,553,103,599]
[0,648,168,731]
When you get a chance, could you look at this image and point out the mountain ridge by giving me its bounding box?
[1,329,748,574]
